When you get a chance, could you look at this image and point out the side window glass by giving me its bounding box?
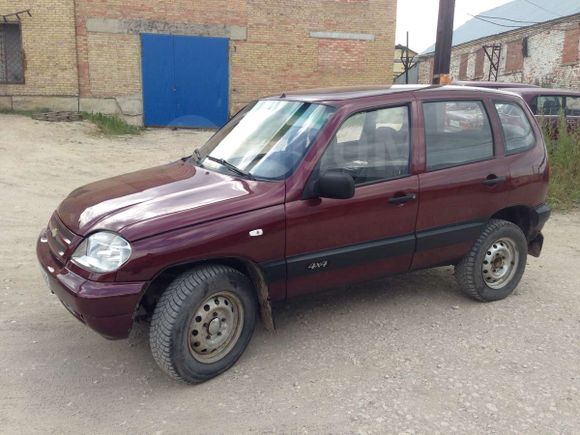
[319,106,410,185]
[495,102,536,153]
[530,97,539,114]
[537,96,563,115]
[335,112,365,143]
[565,96,580,116]
[423,101,494,171]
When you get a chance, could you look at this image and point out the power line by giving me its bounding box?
[476,14,543,24]
[469,14,527,29]
[522,0,562,18]
[468,13,576,32]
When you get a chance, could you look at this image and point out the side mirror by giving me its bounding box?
[317,171,355,200]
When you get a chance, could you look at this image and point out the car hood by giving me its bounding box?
[57,160,286,241]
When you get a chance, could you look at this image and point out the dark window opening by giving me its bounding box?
[0,23,24,84]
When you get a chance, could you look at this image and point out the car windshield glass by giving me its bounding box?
[198,100,336,180]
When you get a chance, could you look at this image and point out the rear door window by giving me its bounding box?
[565,96,580,116]
[495,102,536,153]
[423,100,494,171]
[535,96,564,115]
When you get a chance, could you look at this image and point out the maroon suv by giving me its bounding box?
[505,87,580,133]
[37,85,550,383]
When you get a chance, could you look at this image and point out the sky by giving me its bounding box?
[396,0,513,53]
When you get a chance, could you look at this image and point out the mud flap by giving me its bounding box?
[528,232,544,258]
[247,262,276,331]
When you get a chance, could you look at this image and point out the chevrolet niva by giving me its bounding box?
[37,85,551,383]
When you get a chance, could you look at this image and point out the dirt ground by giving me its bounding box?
[0,114,579,434]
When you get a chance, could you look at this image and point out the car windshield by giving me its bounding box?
[197,100,336,180]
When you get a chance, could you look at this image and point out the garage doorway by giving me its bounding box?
[141,34,229,128]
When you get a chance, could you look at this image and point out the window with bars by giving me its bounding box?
[0,23,24,84]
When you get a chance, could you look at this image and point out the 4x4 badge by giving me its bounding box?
[249,229,263,237]
[307,260,328,271]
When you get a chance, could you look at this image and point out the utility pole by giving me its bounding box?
[405,32,410,84]
[399,32,416,85]
[432,0,456,85]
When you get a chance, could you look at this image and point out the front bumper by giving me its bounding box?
[36,228,147,339]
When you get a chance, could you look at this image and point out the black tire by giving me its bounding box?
[150,265,257,384]
[456,219,528,302]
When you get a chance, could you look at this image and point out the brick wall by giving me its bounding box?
[458,53,469,80]
[2,0,396,122]
[474,48,485,79]
[0,0,78,110]
[417,16,580,89]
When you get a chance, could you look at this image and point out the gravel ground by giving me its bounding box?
[0,114,579,434]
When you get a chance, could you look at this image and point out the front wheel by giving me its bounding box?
[149,265,257,383]
[456,219,528,302]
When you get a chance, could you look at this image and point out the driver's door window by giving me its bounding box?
[319,105,411,185]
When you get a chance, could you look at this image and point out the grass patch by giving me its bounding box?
[0,107,141,136]
[81,112,142,136]
[543,117,580,209]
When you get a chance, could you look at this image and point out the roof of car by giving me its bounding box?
[504,87,580,97]
[269,84,520,104]
[275,85,427,102]
[454,81,539,89]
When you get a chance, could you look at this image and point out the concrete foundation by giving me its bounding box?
[2,95,145,126]
[12,96,78,112]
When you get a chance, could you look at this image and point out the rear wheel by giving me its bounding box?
[456,219,528,301]
[149,265,257,383]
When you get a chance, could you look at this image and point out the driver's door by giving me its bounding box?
[285,104,419,297]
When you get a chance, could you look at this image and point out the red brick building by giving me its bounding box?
[0,0,397,127]
[417,1,579,89]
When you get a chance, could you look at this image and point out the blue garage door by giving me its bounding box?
[141,34,229,128]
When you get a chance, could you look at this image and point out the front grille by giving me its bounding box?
[46,214,76,264]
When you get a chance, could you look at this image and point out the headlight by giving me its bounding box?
[71,232,132,273]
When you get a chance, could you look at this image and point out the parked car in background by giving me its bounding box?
[454,80,539,89]
[505,87,580,134]
[37,85,550,384]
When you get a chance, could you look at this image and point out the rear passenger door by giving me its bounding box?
[494,99,546,207]
[412,98,509,270]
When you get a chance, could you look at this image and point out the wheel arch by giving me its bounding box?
[490,205,539,241]
[138,257,275,331]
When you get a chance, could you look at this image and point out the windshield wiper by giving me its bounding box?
[205,155,254,180]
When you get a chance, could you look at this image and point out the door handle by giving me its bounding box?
[389,193,416,205]
[482,175,506,186]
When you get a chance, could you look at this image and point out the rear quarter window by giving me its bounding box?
[566,96,580,116]
[423,100,494,171]
[494,101,536,154]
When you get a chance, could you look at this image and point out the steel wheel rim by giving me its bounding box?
[187,291,244,364]
[482,237,519,289]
